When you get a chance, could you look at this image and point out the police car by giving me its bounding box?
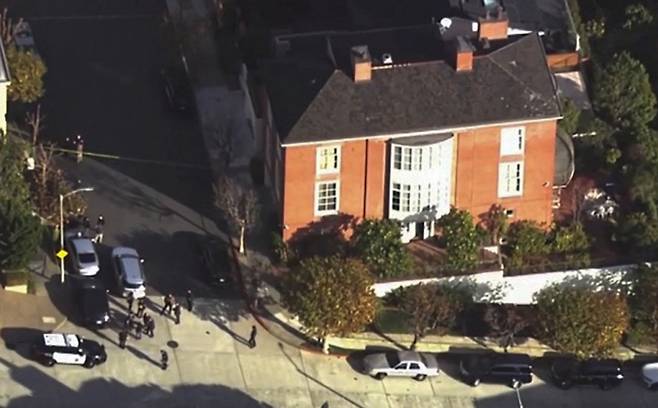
[31,333,107,368]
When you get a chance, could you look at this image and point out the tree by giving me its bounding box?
[558,97,581,136]
[350,219,413,279]
[5,45,47,103]
[616,211,658,258]
[0,197,41,269]
[505,220,548,269]
[536,286,629,359]
[624,4,653,30]
[437,208,480,272]
[593,51,656,130]
[214,175,259,254]
[549,222,590,266]
[400,283,471,350]
[282,256,376,353]
[629,264,658,344]
[484,304,529,352]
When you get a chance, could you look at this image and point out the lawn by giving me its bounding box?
[373,307,412,334]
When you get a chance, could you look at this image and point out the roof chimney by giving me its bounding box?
[351,45,371,83]
[478,6,509,41]
[452,36,474,72]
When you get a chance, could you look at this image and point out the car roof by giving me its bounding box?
[70,237,95,254]
[642,362,658,380]
[43,333,79,348]
[114,248,144,283]
[494,353,532,365]
[581,359,622,371]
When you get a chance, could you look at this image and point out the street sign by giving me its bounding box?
[56,249,68,260]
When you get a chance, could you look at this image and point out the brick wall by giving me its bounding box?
[454,121,557,226]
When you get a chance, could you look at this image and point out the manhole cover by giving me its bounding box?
[167,340,179,349]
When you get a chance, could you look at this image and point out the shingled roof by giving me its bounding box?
[264,27,560,145]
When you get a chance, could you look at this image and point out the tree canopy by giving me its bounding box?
[350,219,412,279]
[505,220,548,269]
[5,45,47,103]
[282,256,376,342]
[536,285,629,359]
[593,51,656,130]
[437,208,480,272]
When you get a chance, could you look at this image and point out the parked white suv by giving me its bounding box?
[111,247,146,298]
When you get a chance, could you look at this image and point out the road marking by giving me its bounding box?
[41,316,56,324]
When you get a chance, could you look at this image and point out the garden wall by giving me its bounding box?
[372,264,636,304]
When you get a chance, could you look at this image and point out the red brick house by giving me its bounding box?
[260,20,563,243]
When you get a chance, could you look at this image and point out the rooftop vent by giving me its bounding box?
[382,53,393,64]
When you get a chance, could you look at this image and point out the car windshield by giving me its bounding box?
[124,279,143,289]
[79,253,96,263]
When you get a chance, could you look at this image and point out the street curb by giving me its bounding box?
[227,246,350,358]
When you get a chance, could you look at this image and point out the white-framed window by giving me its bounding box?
[315,181,339,215]
[498,161,524,197]
[316,145,340,174]
[393,146,430,171]
[500,127,525,156]
[392,183,437,213]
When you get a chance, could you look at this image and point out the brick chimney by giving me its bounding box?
[478,6,509,41]
[351,45,371,83]
[452,36,474,72]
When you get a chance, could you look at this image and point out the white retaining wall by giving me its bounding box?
[372,264,636,304]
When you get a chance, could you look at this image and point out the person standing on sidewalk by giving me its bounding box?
[127,292,134,313]
[185,289,194,312]
[136,298,146,318]
[248,325,257,349]
[160,350,169,370]
[118,330,128,349]
[144,314,155,337]
[160,294,173,315]
[173,303,181,325]
[134,320,143,340]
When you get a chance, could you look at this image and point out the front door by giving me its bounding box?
[415,222,425,240]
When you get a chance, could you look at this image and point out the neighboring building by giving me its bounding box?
[261,18,562,243]
[0,40,10,133]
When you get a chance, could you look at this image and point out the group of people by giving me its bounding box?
[160,290,193,325]
[65,213,105,243]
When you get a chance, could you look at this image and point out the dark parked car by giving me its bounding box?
[31,333,107,368]
[161,66,194,114]
[198,237,233,290]
[72,278,110,328]
[459,353,533,387]
[551,358,624,390]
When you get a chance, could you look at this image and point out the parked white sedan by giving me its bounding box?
[363,351,440,381]
[642,362,658,390]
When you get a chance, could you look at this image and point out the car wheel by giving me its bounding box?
[414,374,427,381]
[375,373,387,380]
[83,358,95,369]
[43,358,55,367]
[649,382,658,391]
[471,378,481,387]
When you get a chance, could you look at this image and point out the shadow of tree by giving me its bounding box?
[288,213,356,260]
[0,357,273,407]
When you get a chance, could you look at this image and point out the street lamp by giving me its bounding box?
[59,187,94,283]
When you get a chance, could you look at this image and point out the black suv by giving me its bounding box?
[72,277,110,328]
[551,358,624,390]
[459,353,533,387]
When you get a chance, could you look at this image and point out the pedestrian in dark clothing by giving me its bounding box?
[160,350,169,370]
[127,293,134,313]
[173,303,181,325]
[248,325,257,349]
[160,294,173,315]
[124,313,134,330]
[97,214,105,227]
[185,289,193,312]
[119,330,128,349]
[137,299,146,318]
[82,216,91,231]
[134,321,143,340]
[146,318,155,338]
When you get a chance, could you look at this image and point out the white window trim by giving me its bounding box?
[498,161,524,198]
[314,180,340,216]
[500,126,525,156]
[316,145,341,174]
